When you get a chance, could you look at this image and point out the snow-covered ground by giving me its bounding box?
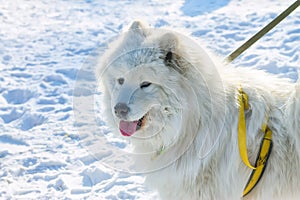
[0,0,299,199]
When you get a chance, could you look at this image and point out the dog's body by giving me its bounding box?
[97,21,300,200]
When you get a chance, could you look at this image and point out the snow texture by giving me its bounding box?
[0,0,299,199]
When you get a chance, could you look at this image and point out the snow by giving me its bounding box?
[0,0,299,199]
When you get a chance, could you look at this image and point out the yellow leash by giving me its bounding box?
[238,88,256,170]
[237,88,273,197]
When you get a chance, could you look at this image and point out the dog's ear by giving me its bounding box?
[159,33,178,54]
[159,33,185,74]
[121,21,148,49]
[128,21,148,38]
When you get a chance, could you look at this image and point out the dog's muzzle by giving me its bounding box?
[114,102,130,119]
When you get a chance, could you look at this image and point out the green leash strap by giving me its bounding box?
[224,0,300,64]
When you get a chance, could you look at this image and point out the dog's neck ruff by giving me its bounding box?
[238,88,273,197]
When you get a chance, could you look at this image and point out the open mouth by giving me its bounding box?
[119,114,147,137]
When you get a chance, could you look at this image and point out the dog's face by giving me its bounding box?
[102,50,188,152]
[97,21,217,156]
[110,64,177,136]
[97,22,196,153]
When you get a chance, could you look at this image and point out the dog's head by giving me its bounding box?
[97,21,220,156]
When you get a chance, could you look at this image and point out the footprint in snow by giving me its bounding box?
[2,89,34,105]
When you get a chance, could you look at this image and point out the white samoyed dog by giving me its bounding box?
[96,21,300,200]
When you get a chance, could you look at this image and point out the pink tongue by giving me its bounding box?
[119,120,138,136]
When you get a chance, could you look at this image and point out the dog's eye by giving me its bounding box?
[140,81,152,89]
[117,78,124,85]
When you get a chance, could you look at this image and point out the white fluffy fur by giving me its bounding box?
[96,21,300,200]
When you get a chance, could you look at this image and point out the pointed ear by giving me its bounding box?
[159,33,178,52]
[128,21,148,37]
[159,33,185,73]
[129,21,145,30]
[159,33,178,62]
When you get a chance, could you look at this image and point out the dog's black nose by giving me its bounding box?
[114,103,129,118]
